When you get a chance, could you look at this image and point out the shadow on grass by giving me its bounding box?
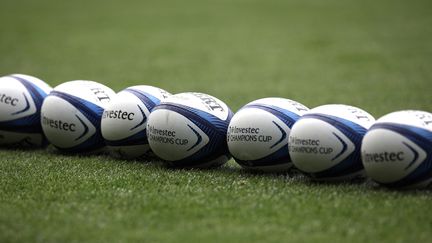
[44,145,159,163]
[20,145,432,193]
[0,145,48,152]
[366,182,432,194]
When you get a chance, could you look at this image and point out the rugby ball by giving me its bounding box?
[146,92,233,168]
[362,110,432,189]
[41,80,116,152]
[0,74,52,147]
[101,85,171,159]
[227,98,309,172]
[288,104,375,181]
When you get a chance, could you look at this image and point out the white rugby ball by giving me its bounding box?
[362,110,432,189]
[0,74,52,147]
[146,92,233,168]
[41,80,116,152]
[227,98,309,172]
[101,85,171,159]
[288,104,375,181]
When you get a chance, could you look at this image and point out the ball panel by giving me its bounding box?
[147,109,210,161]
[53,81,115,109]
[301,113,369,136]
[309,104,375,129]
[227,98,309,171]
[242,104,301,125]
[101,92,149,141]
[369,123,432,152]
[41,95,97,149]
[235,145,291,169]
[10,75,51,104]
[375,110,432,132]
[0,74,52,147]
[147,92,232,167]
[162,92,231,121]
[228,108,290,161]
[123,88,158,111]
[362,121,432,188]
[126,85,171,105]
[155,103,233,135]
[288,106,374,181]
[0,77,37,122]
[309,154,365,180]
[159,104,231,167]
[104,129,147,146]
[246,98,309,116]
[49,91,104,129]
[289,118,356,173]
[101,86,171,159]
[10,74,52,95]
[362,129,427,183]
[148,103,231,167]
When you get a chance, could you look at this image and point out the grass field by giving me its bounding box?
[1,0,432,242]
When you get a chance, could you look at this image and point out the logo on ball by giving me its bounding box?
[288,104,375,181]
[146,92,233,168]
[227,98,309,172]
[41,80,116,152]
[361,110,432,188]
[0,74,52,147]
[101,85,171,159]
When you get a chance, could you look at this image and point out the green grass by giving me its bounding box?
[1,0,432,242]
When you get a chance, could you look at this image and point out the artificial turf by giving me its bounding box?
[1,0,431,242]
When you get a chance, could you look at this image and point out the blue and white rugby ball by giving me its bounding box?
[362,110,432,189]
[146,92,233,168]
[41,80,116,152]
[0,74,52,147]
[288,104,375,181]
[227,98,309,172]
[101,85,171,159]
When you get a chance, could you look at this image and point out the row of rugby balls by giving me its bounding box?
[1,74,431,189]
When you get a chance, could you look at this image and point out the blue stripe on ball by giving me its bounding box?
[243,103,301,126]
[235,145,291,167]
[105,129,147,146]
[299,113,368,179]
[152,103,232,167]
[232,104,301,168]
[0,76,48,133]
[368,123,432,188]
[124,88,159,111]
[48,91,105,152]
